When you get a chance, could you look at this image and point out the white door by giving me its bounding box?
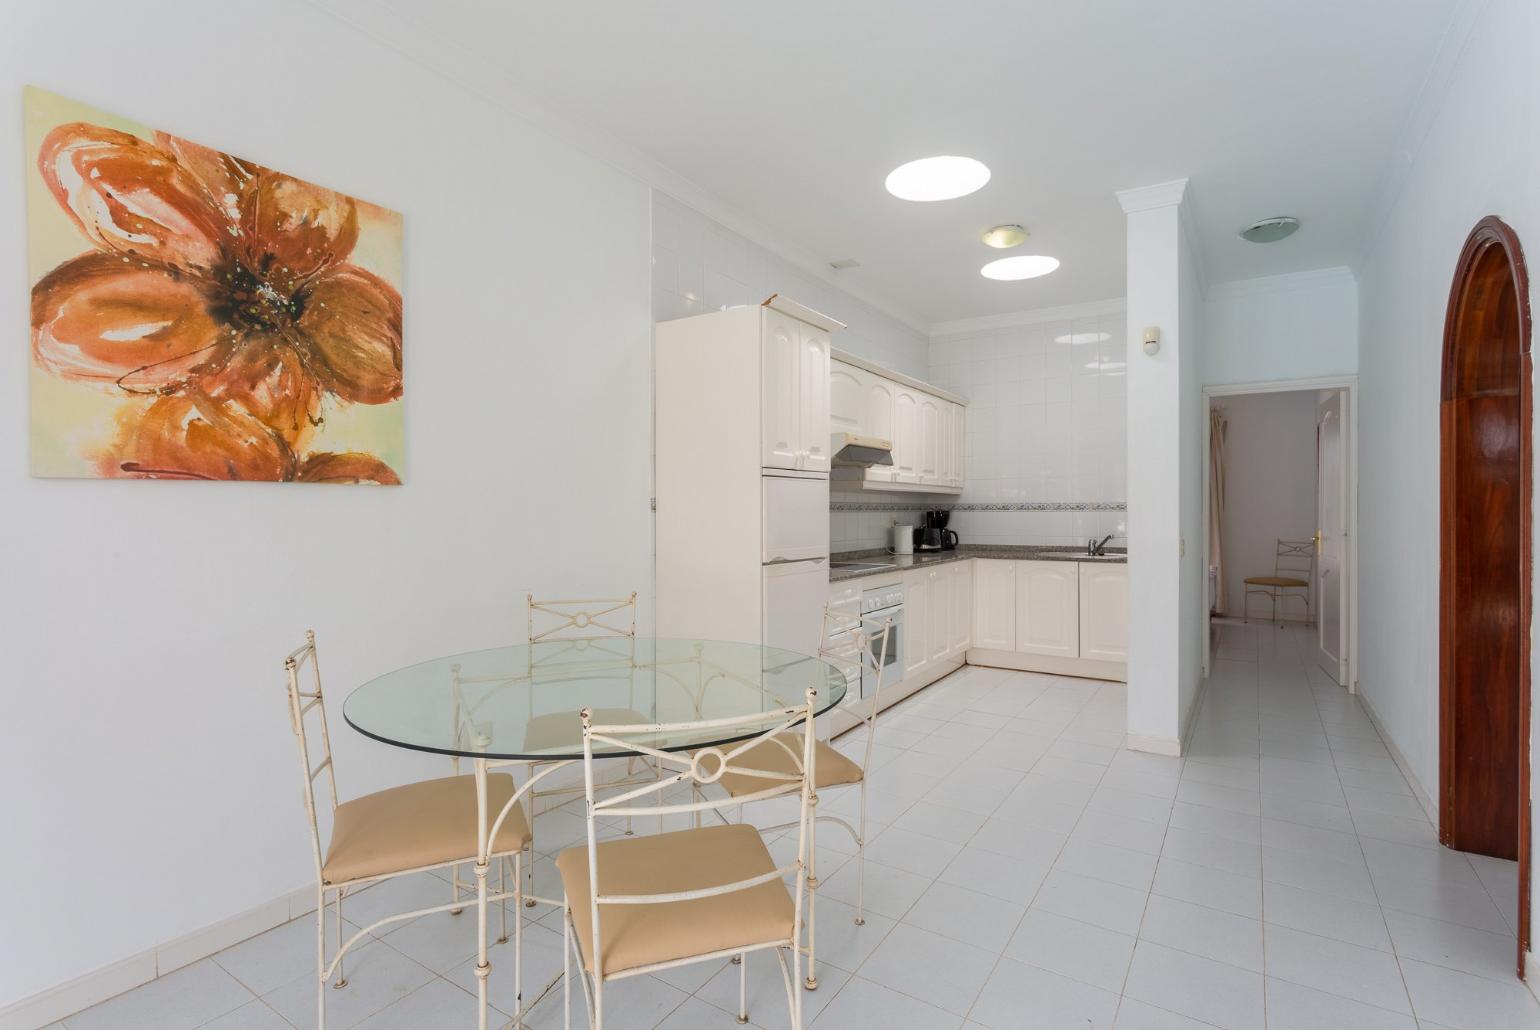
[762,474,829,563]
[903,569,930,676]
[928,568,951,663]
[763,558,829,655]
[761,309,801,470]
[829,360,865,438]
[893,388,920,484]
[972,559,1016,650]
[1015,561,1079,658]
[865,377,897,483]
[918,394,942,485]
[1317,390,1349,685]
[1078,562,1129,662]
[949,560,973,654]
[798,326,831,473]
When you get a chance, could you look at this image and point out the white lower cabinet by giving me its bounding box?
[903,567,930,678]
[1079,562,1129,662]
[1014,561,1080,658]
[903,563,972,679]
[949,560,973,653]
[972,559,1016,651]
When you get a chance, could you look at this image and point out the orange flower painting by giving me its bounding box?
[25,87,403,483]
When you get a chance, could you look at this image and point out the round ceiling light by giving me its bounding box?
[885,156,991,202]
[981,224,1029,249]
[981,254,1060,281]
[1239,216,1300,244]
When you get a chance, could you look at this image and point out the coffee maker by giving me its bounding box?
[913,510,959,552]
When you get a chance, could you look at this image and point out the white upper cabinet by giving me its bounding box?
[762,308,832,472]
[918,394,942,485]
[1015,561,1080,658]
[893,387,920,484]
[1079,562,1129,662]
[948,403,966,489]
[863,376,897,483]
[972,559,1016,651]
[762,309,802,470]
[799,326,831,473]
[830,360,865,437]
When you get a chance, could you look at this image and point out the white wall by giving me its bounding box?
[1215,392,1319,618]
[652,193,929,379]
[0,0,654,1010]
[1177,219,1207,742]
[1357,0,1540,841]
[1203,267,1359,385]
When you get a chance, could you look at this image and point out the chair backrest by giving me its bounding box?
[528,593,638,643]
[1275,539,1316,581]
[285,630,338,884]
[818,606,893,775]
[576,693,816,978]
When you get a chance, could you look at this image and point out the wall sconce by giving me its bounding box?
[1142,326,1161,356]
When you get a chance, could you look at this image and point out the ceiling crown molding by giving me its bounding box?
[1115,178,1190,214]
[930,297,1128,338]
[304,0,932,334]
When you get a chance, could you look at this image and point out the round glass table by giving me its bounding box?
[342,637,846,1029]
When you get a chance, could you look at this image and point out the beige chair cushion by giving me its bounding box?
[556,823,794,976]
[523,708,650,754]
[323,773,531,885]
[1245,576,1309,588]
[715,735,863,799]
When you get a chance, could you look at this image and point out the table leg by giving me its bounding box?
[474,759,490,1030]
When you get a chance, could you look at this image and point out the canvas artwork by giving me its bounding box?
[25,86,404,483]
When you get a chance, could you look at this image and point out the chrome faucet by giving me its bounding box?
[1088,534,1114,556]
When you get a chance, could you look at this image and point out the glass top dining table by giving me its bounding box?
[343,637,849,762]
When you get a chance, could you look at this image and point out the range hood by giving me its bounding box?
[831,433,894,467]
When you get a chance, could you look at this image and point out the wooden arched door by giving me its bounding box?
[1439,215,1532,974]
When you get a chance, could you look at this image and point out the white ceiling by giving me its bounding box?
[331,0,1460,326]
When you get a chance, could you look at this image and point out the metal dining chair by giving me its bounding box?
[558,693,818,1029]
[711,606,893,990]
[1243,538,1316,625]
[284,631,534,1030]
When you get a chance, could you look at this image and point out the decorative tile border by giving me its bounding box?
[830,500,1126,512]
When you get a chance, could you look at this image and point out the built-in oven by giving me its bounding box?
[859,582,904,701]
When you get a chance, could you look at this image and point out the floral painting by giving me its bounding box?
[25,87,403,483]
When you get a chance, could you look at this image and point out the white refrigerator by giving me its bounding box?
[761,472,829,656]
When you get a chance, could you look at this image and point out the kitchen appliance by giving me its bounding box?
[761,471,831,655]
[913,526,943,551]
[859,582,904,700]
[891,524,914,555]
[925,509,960,551]
[831,433,894,468]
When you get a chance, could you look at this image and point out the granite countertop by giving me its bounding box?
[828,544,1128,582]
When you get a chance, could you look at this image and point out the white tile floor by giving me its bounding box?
[56,623,1540,1029]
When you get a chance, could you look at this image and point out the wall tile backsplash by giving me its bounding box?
[832,306,1130,553]
[651,192,929,378]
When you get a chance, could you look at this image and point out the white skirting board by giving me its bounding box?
[965,647,1127,683]
[1355,684,1438,825]
[827,656,965,738]
[0,884,315,1030]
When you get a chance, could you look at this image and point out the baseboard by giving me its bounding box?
[1127,733,1183,757]
[965,648,1127,683]
[827,656,964,738]
[1355,685,1438,825]
[0,885,314,1030]
[1526,950,1539,999]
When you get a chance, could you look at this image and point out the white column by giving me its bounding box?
[1117,179,1202,754]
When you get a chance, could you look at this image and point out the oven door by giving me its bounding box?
[862,606,903,700]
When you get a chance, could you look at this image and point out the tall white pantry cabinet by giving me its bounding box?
[655,297,841,648]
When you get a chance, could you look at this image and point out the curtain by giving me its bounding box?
[1209,407,1228,615]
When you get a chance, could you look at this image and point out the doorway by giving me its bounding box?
[1439,216,1532,973]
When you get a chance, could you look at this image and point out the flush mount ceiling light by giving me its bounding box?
[1055,331,1111,345]
[885,156,991,202]
[981,254,1060,281]
[1239,216,1300,244]
[981,224,1029,249]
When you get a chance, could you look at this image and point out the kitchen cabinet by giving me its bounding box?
[903,567,930,677]
[928,567,951,664]
[918,394,942,485]
[1079,562,1129,662]
[762,307,829,472]
[1015,561,1080,658]
[949,560,973,653]
[893,387,920,485]
[972,559,1016,651]
[827,350,965,494]
[947,403,966,489]
[829,360,865,437]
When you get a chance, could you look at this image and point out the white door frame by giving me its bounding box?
[1201,375,1360,693]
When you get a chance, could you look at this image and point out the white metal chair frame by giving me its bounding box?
[1243,538,1316,625]
[722,607,892,991]
[562,695,817,1029]
[286,631,545,1030]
